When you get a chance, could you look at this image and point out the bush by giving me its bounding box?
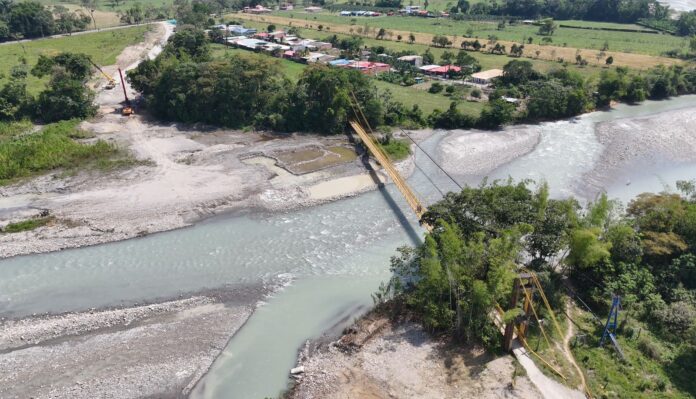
[379,137,410,160]
[429,82,444,94]
[637,336,663,361]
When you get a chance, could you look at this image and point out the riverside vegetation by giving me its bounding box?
[375,179,696,398]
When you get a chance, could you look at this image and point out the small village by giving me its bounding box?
[210,22,504,86]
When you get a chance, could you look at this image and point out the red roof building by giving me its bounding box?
[350,61,390,75]
[428,65,461,75]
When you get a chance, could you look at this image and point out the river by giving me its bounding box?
[2,95,696,398]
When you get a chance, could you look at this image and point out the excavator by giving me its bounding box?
[88,58,116,90]
[88,59,132,116]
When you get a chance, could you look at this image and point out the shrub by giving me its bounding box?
[429,82,444,93]
[637,336,662,361]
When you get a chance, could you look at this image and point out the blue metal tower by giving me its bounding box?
[600,296,620,346]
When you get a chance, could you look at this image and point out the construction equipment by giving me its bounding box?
[88,58,116,90]
[117,68,133,116]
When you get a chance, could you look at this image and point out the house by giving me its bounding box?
[243,5,271,14]
[302,52,336,64]
[304,6,322,12]
[397,55,423,67]
[280,3,294,10]
[428,65,461,76]
[228,25,257,36]
[349,61,390,75]
[329,59,352,67]
[340,11,352,16]
[419,64,441,73]
[235,38,268,50]
[400,5,420,14]
[311,41,333,50]
[470,69,503,85]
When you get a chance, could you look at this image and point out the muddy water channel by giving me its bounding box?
[2,96,696,398]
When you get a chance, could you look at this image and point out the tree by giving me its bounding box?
[31,52,93,81]
[163,25,210,61]
[120,3,144,24]
[478,98,516,128]
[376,27,386,40]
[408,32,415,44]
[596,69,628,106]
[525,80,590,120]
[440,50,454,64]
[605,56,614,66]
[510,43,524,57]
[35,69,96,122]
[289,66,382,134]
[267,24,276,32]
[538,18,556,36]
[677,10,696,36]
[0,65,33,120]
[80,0,97,29]
[455,51,481,74]
[396,34,402,41]
[456,0,469,13]
[422,48,435,64]
[500,59,539,85]
[9,1,54,38]
[432,34,451,47]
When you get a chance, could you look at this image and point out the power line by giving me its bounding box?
[399,128,463,191]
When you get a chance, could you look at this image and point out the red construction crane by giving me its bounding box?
[118,68,133,116]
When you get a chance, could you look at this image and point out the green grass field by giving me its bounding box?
[0,25,151,94]
[268,11,689,56]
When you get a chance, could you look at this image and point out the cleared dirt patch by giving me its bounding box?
[273,145,358,175]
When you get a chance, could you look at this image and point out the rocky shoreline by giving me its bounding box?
[0,284,267,399]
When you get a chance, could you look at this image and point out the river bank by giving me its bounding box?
[0,284,267,399]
